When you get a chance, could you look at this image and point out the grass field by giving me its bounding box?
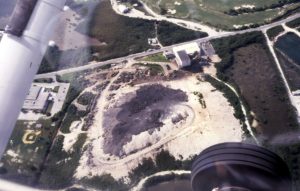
[142,0,300,30]
[138,53,169,62]
[0,119,60,185]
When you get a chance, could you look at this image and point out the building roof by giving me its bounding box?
[26,85,41,100]
[176,50,191,67]
[23,85,50,111]
[173,42,200,55]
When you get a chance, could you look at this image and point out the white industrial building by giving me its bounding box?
[174,50,191,68]
[173,42,201,68]
[23,85,51,113]
[19,82,70,120]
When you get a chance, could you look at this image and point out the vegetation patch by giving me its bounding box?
[60,104,86,134]
[138,53,169,63]
[193,92,206,109]
[267,25,285,40]
[89,151,192,191]
[157,21,208,46]
[80,1,209,60]
[38,46,92,74]
[225,0,299,16]
[212,34,298,137]
[78,0,155,61]
[286,17,300,28]
[77,92,96,106]
[80,174,128,191]
[0,118,61,185]
[212,32,300,190]
[38,45,61,74]
[0,70,96,186]
[33,78,54,83]
[55,71,94,134]
[141,173,190,191]
[129,150,195,185]
[56,71,91,109]
[38,134,87,189]
[38,1,210,73]
[37,149,195,190]
[211,32,264,81]
[134,63,164,75]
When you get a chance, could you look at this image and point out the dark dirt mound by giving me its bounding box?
[103,84,188,156]
[125,84,188,114]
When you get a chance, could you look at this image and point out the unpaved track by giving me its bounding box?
[263,30,300,122]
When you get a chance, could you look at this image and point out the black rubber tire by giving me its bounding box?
[191,142,291,191]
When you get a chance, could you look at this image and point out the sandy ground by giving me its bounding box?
[61,120,85,153]
[4,149,22,164]
[163,77,243,159]
[18,111,44,121]
[72,67,243,179]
